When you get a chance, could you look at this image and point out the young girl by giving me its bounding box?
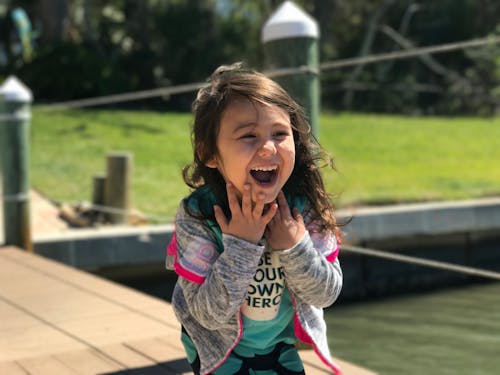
[166,63,343,375]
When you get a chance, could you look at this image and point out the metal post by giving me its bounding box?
[0,76,33,251]
[262,1,320,138]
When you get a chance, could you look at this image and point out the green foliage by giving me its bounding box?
[16,41,133,101]
[318,0,500,115]
[4,0,500,114]
[12,1,261,109]
[444,25,500,115]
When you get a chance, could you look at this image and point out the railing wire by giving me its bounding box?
[343,244,500,281]
[36,35,500,111]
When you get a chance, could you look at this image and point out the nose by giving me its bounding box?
[258,138,277,157]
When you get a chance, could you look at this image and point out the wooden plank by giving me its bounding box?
[54,348,124,375]
[1,247,162,306]
[17,355,79,375]
[0,254,130,320]
[125,337,187,362]
[136,304,180,325]
[99,343,187,375]
[0,248,179,351]
[0,300,87,362]
[1,248,180,327]
[0,361,29,375]
[99,343,159,369]
[125,337,191,374]
[57,311,179,348]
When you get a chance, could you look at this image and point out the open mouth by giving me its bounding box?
[250,166,278,185]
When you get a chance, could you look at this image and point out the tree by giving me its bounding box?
[3,0,499,114]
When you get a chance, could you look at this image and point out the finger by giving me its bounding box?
[226,183,241,215]
[293,207,304,225]
[213,205,228,230]
[277,191,291,218]
[253,192,266,218]
[262,202,278,224]
[273,201,281,221]
[241,184,252,216]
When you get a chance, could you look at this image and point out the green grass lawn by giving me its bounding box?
[31,108,500,222]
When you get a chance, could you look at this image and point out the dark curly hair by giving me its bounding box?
[182,63,339,235]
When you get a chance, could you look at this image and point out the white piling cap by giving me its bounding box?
[261,1,319,43]
[0,76,33,102]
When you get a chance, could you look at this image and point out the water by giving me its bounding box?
[325,282,500,375]
[109,272,500,375]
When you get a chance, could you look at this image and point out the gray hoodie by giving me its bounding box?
[167,192,343,374]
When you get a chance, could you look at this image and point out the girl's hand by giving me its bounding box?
[265,191,306,250]
[214,183,278,244]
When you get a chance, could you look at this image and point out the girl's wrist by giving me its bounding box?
[272,231,307,252]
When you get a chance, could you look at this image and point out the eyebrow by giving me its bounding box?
[231,120,292,134]
[232,122,256,133]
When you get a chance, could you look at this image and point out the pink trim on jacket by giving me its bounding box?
[205,312,244,375]
[167,231,177,257]
[291,295,342,375]
[174,262,205,285]
[326,245,340,263]
[167,231,206,285]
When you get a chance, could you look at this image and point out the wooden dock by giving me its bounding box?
[0,246,376,375]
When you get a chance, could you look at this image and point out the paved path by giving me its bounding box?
[0,247,377,375]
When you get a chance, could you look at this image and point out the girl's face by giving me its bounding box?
[206,97,295,204]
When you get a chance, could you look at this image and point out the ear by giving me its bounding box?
[197,143,219,169]
[205,157,219,169]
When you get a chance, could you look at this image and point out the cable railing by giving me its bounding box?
[343,245,500,281]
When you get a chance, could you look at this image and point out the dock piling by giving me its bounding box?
[262,1,320,138]
[0,76,33,251]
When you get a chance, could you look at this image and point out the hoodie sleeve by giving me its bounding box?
[173,203,265,329]
[278,211,342,308]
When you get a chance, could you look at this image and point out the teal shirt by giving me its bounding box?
[183,284,303,375]
[214,286,302,374]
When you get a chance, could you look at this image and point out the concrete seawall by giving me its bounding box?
[342,197,500,243]
[338,198,500,299]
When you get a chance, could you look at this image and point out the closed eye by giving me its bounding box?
[239,133,257,140]
[273,131,291,138]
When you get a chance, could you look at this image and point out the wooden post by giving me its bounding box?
[104,152,132,224]
[92,174,106,207]
[91,174,106,222]
[262,1,320,138]
[0,76,33,251]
